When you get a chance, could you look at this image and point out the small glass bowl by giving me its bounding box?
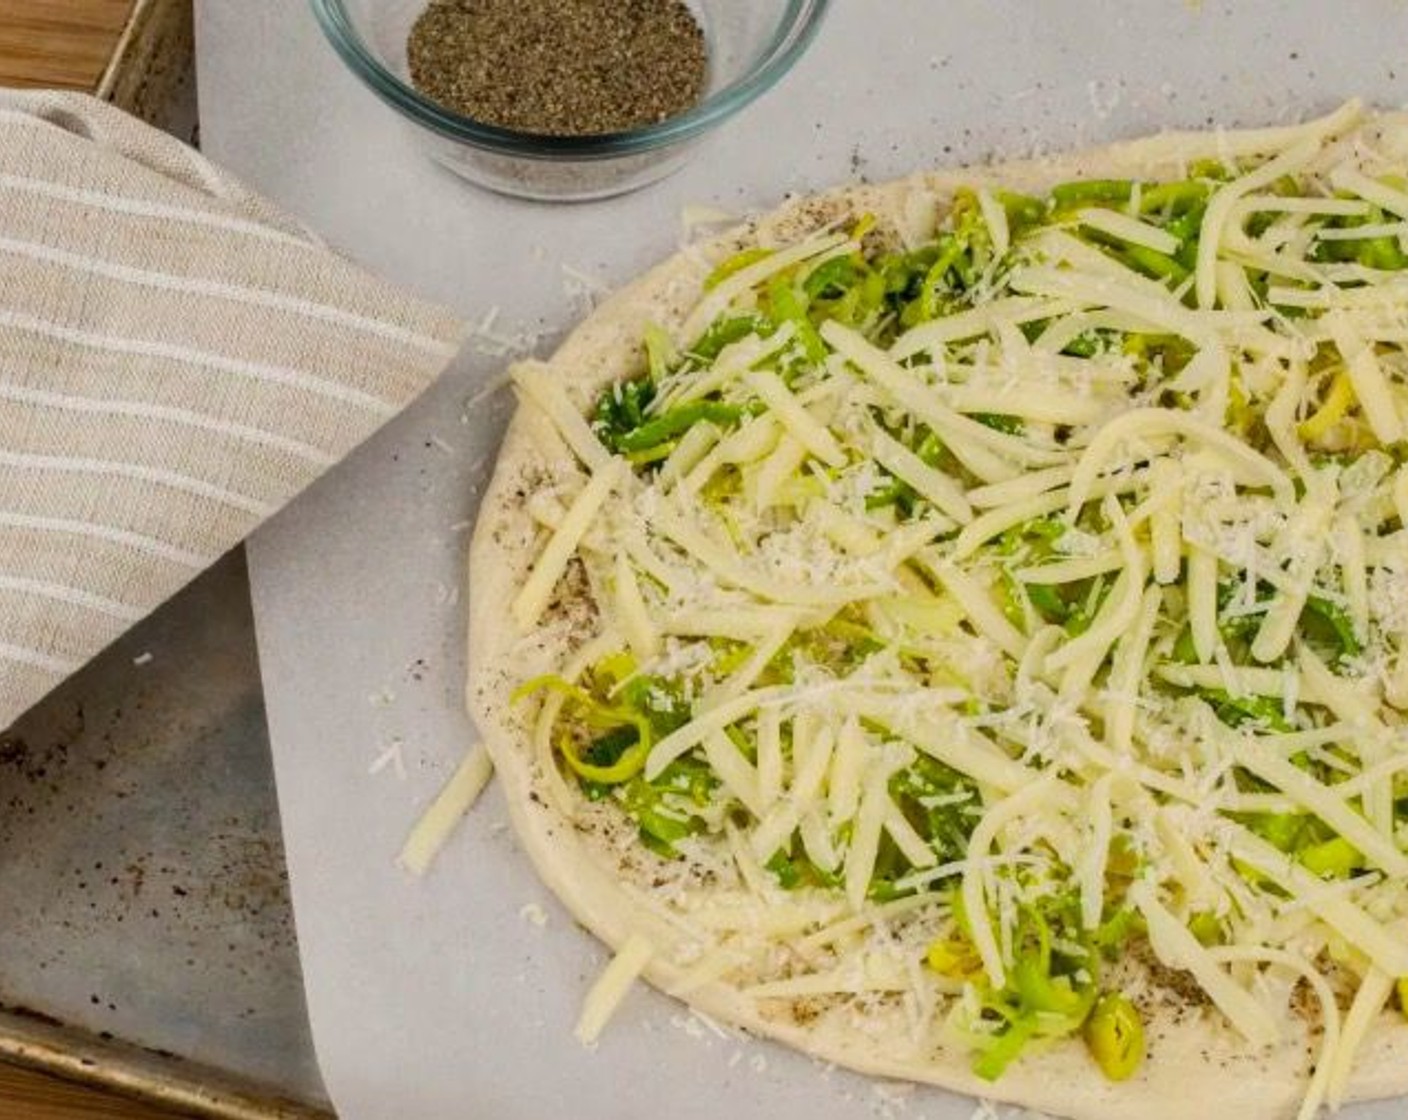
[310,0,829,201]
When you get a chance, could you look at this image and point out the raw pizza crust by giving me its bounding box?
[467,111,1408,1120]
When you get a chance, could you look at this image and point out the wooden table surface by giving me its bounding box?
[0,0,136,90]
[0,8,201,1118]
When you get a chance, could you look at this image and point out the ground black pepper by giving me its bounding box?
[407,0,708,137]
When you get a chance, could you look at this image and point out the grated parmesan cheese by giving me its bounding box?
[499,107,1408,1113]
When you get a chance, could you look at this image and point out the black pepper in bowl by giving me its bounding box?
[407,0,709,137]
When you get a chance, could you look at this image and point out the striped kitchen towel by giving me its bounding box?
[0,91,465,727]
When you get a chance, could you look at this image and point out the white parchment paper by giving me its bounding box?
[197,2,1408,1116]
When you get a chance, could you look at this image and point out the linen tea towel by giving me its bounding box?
[0,90,465,727]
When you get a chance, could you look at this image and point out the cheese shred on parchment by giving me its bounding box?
[496,102,1408,1110]
[399,746,495,877]
[575,934,656,1045]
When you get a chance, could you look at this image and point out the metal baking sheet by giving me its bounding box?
[0,3,324,1110]
[199,1,1408,1117]
[0,549,328,1118]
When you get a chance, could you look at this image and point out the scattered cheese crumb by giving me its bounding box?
[870,1081,917,1119]
[562,262,609,313]
[368,739,407,781]
[461,371,511,416]
[1085,78,1123,120]
[671,1012,707,1040]
[465,306,540,358]
[693,1009,732,1040]
[679,203,738,244]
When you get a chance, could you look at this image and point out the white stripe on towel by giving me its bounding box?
[0,449,273,516]
[0,510,209,569]
[0,308,395,413]
[0,172,311,248]
[0,234,458,356]
[0,574,143,622]
[0,379,335,465]
[0,640,78,674]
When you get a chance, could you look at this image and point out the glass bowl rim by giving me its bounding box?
[309,0,831,158]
